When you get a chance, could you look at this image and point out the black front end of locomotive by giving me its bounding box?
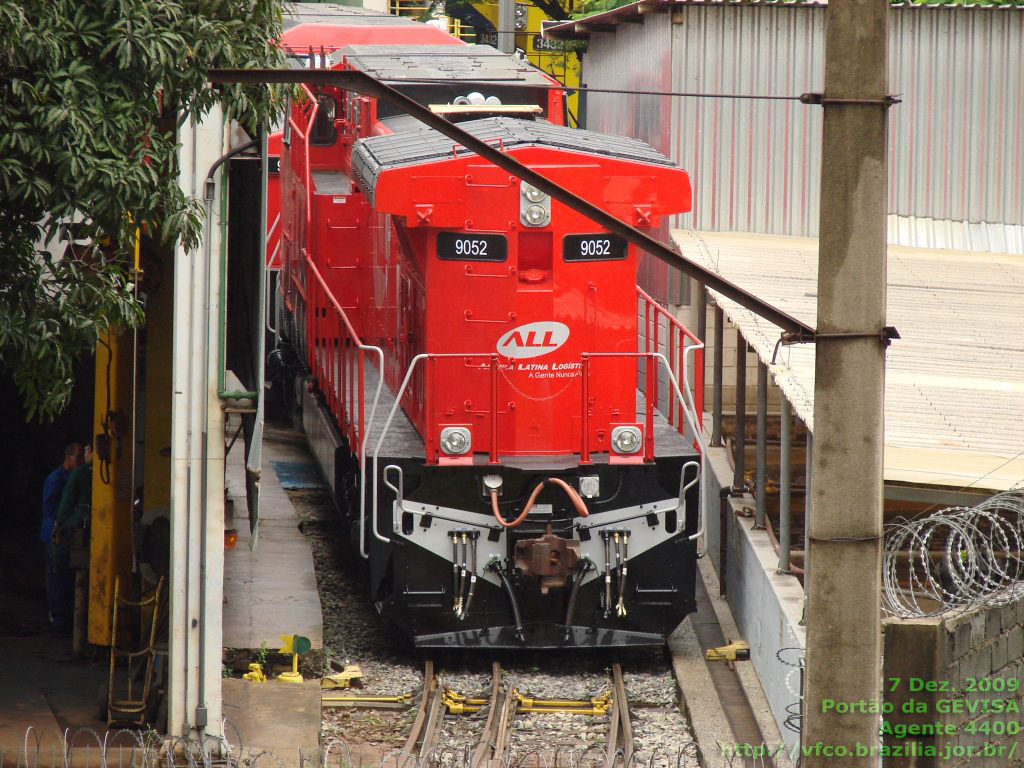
[364,455,701,649]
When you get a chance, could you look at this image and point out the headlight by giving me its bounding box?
[440,427,471,455]
[523,203,549,227]
[611,426,642,454]
[522,183,547,203]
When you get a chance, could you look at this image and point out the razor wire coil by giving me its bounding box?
[882,490,1024,618]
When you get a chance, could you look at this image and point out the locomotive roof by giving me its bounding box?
[284,4,421,30]
[352,116,675,199]
[333,45,555,86]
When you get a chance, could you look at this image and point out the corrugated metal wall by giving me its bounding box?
[585,14,680,300]
[582,4,1024,240]
[888,8,1024,226]
[585,12,674,154]
[670,5,824,235]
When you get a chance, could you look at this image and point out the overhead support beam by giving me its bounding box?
[208,68,816,341]
[802,0,889,763]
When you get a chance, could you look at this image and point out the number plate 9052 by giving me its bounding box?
[563,234,627,261]
[437,232,507,261]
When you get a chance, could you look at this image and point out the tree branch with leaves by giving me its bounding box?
[0,0,285,419]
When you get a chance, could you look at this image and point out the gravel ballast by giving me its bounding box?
[291,487,700,767]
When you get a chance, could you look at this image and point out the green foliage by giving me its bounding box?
[0,0,285,419]
[255,639,270,669]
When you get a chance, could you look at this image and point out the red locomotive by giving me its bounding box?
[272,6,704,648]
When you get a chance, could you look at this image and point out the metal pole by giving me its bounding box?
[711,304,723,447]
[755,361,767,528]
[804,429,813,559]
[696,284,707,343]
[803,0,889,759]
[696,286,707,427]
[778,397,791,574]
[734,337,746,490]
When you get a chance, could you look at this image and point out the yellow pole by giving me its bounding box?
[89,327,135,645]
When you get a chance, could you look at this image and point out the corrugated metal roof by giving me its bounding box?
[547,0,1024,38]
[674,228,1024,491]
[337,44,554,84]
[889,215,1024,255]
[284,4,412,30]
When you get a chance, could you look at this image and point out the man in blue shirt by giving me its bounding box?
[42,443,81,631]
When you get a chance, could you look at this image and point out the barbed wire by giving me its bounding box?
[882,490,1024,618]
[2,729,703,768]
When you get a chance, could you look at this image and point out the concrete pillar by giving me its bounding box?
[498,0,515,53]
[802,0,889,760]
[169,110,228,741]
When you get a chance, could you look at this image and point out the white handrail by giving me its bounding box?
[357,345,386,558]
[370,353,428,544]
[651,351,705,542]
[365,348,706,547]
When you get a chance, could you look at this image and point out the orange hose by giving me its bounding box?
[490,477,590,529]
[546,477,589,518]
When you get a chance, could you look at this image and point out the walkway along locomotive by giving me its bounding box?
[271,8,705,648]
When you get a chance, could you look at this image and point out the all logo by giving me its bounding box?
[496,321,570,360]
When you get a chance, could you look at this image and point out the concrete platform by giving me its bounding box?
[669,558,794,768]
[223,421,324,653]
[0,593,109,758]
[222,678,321,762]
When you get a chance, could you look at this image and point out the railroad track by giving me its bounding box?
[606,663,634,767]
[395,660,634,768]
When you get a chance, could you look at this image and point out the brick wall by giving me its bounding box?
[883,595,1024,766]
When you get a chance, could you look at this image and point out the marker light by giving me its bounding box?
[522,183,547,203]
[611,426,643,454]
[524,204,548,226]
[440,427,471,455]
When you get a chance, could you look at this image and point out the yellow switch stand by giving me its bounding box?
[278,634,311,684]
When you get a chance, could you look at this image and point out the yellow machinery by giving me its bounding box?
[389,0,582,123]
[467,1,582,122]
[89,238,172,652]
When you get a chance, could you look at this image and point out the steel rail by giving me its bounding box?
[207,68,816,341]
[607,663,633,768]
[490,685,518,768]
[469,663,504,768]
[418,684,448,762]
[396,661,436,768]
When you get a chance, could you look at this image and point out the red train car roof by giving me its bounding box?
[353,116,676,190]
[333,44,557,87]
[279,3,464,52]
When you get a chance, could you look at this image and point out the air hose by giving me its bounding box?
[490,477,590,528]
[488,558,525,641]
